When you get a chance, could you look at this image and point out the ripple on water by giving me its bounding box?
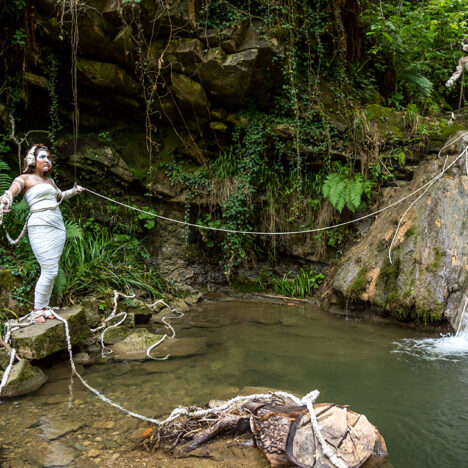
[392,334,468,362]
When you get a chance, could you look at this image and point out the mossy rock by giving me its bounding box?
[346,266,368,300]
[171,72,210,113]
[0,359,48,397]
[102,326,135,345]
[0,348,10,370]
[365,104,405,139]
[77,58,140,96]
[11,306,90,360]
[110,328,164,360]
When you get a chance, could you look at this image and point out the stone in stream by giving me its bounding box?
[38,415,85,441]
[0,358,48,397]
[0,347,10,370]
[110,329,207,360]
[11,306,90,360]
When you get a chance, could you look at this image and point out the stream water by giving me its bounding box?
[1,300,467,467]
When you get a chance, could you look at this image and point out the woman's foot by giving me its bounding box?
[42,307,56,320]
[32,310,46,323]
[32,308,55,323]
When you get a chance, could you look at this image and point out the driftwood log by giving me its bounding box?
[140,396,388,468]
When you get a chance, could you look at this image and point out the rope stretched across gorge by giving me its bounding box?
[83,138,468,237]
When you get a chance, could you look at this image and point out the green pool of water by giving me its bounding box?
[1,300,467,467]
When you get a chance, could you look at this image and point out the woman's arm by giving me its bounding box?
[446,57,464,87]
[1,176,26,212]
[56,182,84,202]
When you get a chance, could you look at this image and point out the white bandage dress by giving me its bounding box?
[24,183,66,309]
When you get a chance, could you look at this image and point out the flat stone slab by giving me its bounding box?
[11,306,90,360]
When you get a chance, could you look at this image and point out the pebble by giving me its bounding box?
[92,421,115,429]
[87,449,101,458]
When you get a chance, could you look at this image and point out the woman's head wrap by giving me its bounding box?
[24,145,38,172]
[462,38,468,53]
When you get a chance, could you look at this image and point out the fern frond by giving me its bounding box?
[65,220,83,240]
[0,160,10,171]
[53,266,67,299]
[400,71,433,97]
[347,177,363,212]
[0,173,11,192]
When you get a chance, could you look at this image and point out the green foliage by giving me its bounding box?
[137,206,157,230]
[0,158,12,193]
[363,0,466,107]
[97,131,111,144]
[0,135,11,154]
[12,29,26,47]
[322,169,373,213]
[59,223,172,299]
[211,147,238,180]
[45,54,63,157]
[257,267,324,298]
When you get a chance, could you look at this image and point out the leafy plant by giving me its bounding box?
[0,157,12,193]
[322,170,373,213]
[137,206,157,230]
[257,267,325,298]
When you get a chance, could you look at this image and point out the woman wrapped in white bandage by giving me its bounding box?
[446,38,468,88]
[0,144,83,323]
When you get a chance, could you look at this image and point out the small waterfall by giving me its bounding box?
[393,296,468,361]
[455,297,468,338]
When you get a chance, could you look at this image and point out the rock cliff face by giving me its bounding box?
[332,132,468,328]
[1,1,466,325]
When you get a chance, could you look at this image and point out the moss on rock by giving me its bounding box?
[0,359,48,397]
[346,266,368,300]
[11,306,90,360]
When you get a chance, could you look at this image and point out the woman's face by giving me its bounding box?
[35,149,52,174]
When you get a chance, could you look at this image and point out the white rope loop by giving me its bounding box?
[92,291,135,357]
[0,348,17,397]
[389,137,468,264]
[146,299,185,360]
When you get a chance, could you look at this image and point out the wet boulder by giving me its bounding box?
[165,38,204,76]
[0,358,48,397]
[171,72,210,115]
[69,144,135,183]
[77,58,140,97]
[110,329,164,360]
[332,139,468,327]
[198,48,258,107]
[110,329,206,360]
[238,22,284,67]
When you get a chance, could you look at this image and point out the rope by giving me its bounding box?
[90,291,135,357]
[0,204,63,246]
[0,348,16,397]
[145,299,184,360]
[83,145,468,237]
[388,136,468,264]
